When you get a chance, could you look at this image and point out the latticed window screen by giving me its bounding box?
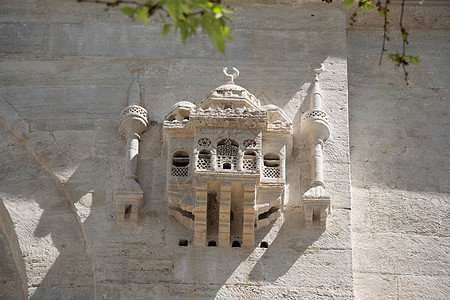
[172,166,189,177]
[197,150,211,170]
[243,150,257,171]
[263,153,281,178]
[243,159,257,170]
[172,151,189,177]
[263,166,280,178]
[217,139,238,170]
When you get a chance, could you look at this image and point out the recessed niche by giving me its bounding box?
[313,208,321,224]
[124,204,132,220]
[178,239,188,246]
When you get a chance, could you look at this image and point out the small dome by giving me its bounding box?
[170,101,196,111]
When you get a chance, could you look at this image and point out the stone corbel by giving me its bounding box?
[300,65,331,229]
[114,77,149,226]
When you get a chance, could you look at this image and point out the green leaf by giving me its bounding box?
[137,7,149,25]
[161,23,172,36]
[119,6,135,16]
[408,55,421,66]
[361,1,375,10]
[343,0,354,8]
[221,26,232,40]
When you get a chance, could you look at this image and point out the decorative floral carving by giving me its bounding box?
[198,138,211,147]
[243,139,256,148]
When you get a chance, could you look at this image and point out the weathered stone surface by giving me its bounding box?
[348,5,450,299]
[1,0,447,299]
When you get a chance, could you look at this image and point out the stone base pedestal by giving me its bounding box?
[304,185,330,229]
[114,178,144,226]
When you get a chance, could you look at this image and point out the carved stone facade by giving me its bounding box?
[162,67,331,247]
[3,1,448,299]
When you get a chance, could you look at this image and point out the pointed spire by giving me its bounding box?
[309,64,324,111]
[128,79,141,106]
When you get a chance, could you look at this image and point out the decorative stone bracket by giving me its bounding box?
[300,65,331,229]
[114,78,149,226]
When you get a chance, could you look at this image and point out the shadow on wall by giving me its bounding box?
[168,212,324,298]
[0,201,27,299]
[0,121,96,299]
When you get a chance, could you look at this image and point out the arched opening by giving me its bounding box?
[206,182,220,245]
[217,138,238,170]
[197,149,211,170]
[263,153,281,178]
[207,241,217,247]
[230,182,244,247]
[231,241,241,247]
[171,151,189,177]
[260,241,269,248]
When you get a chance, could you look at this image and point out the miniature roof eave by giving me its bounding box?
[199,95,262,111]
[261,104,292,125]
[164,101,196,120]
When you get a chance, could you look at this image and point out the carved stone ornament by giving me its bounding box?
[300,65,331,229]
[114,77,149,226]
[163,67,292,247]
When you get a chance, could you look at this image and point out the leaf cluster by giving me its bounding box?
[344,0,422,84]
[80,0,232,54]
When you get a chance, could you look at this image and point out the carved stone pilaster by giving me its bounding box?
[114,78,149,226]
[300,65,331,229]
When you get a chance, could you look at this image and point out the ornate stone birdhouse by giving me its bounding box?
[163,67,292,247]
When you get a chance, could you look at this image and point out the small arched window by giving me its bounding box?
[197,149,211,170]
[217,139,238,170]
[172,151,189,177]
[243,150,257,171]
[263,153,281,178]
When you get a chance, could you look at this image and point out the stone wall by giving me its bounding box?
[347,1,450,299]
[0,0,448,299]
[0,1,353,299]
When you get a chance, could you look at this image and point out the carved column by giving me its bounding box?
[114,79,149,226]
[300,66,331,229]
[242,183,256,247]
[194,181,208,246]
[237,148,244,171]
[218,182,231,246]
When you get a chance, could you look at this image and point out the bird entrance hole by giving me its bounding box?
[124,204,132,220]
[260,241,269,248]
[208,241,217,247]
[178,239,188,246]
[232,241,241,247]
[223,163,232,169]
[312,208,321,224]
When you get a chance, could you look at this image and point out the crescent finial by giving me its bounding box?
[308,64,324,82]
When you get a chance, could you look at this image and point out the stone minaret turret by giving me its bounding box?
[300,65,331,228]
[114,77,149,225]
